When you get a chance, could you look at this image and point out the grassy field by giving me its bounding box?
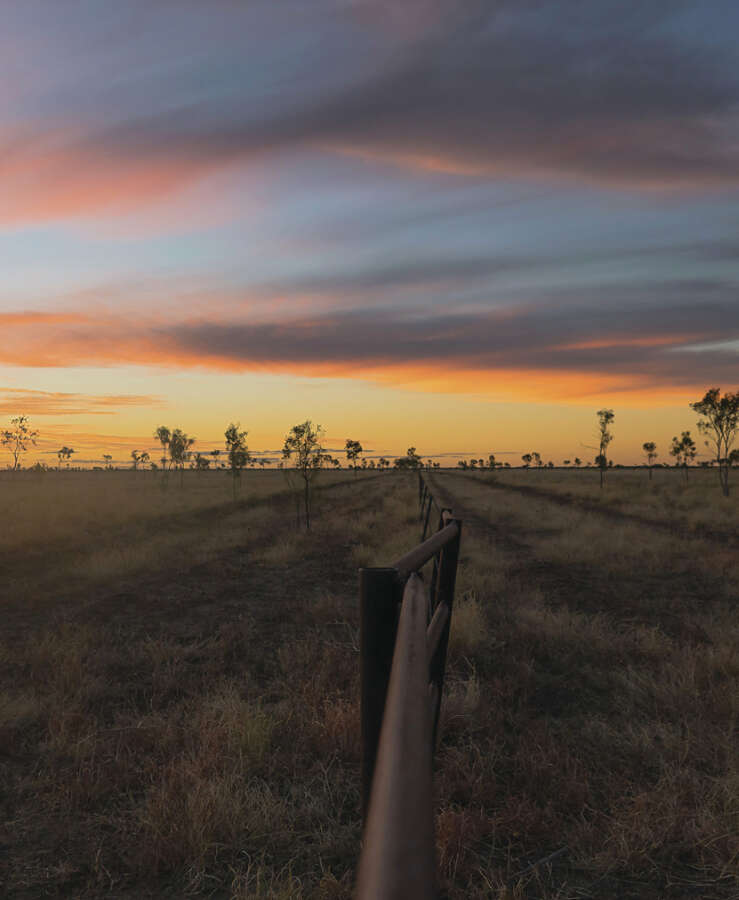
[1,468,737,898]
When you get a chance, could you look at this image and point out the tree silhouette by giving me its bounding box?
[225,423,250,499]
[642,442,658,480]
[690,388,739,497]
[169,429,195,487]
[154,426,171,484]
[194,452,210,471]
[102,454,113,470]
[282,420,329,529]
[521,453,532,469]
[2,415,39,470]
[574,457,582,467]
[670,431,697,484]
[596,409,615,488]
[345,439,363,475]
[57,446,74,469]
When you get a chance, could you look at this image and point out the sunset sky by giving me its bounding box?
[2,1,738,465]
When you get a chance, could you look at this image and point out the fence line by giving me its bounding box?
[357,473,462,899]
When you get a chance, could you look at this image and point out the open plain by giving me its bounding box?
[1,467,737,898]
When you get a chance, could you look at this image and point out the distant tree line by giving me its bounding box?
[3,387,738,497]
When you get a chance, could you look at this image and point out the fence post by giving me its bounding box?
[429,507,449,612]
[360,567,401,820]
[429,516,462,748]
[421,492,434,542]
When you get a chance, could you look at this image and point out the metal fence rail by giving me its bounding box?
[357,473,462,899]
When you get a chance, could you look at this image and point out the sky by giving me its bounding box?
[2,0,739,466]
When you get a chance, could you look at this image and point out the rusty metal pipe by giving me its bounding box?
[356,573,436,900]
[393,521,459,580]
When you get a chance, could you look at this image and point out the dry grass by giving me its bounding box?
[0,470,405,898]
[481,465,739,532]
[2,467,737,898]
[429,471,738,898]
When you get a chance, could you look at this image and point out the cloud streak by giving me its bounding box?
[3,283,737,400]
[2,1,739,225]
[0,387,163,416]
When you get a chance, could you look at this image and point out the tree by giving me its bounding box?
[457,460,468,470]
[169,428,195,487]
[154,426,171,465]
[345,439,363,475]
[194,452,210,471]
[670,431,696,484]
[154,426,171,483]
[574,457,582,467]
[282,420,329,529]
[642,442,658,480]
[225,423,250,499]
[521,453,532,469]
[2,415,39,470]
[57,446,74,469]
[690,388,739,497]
[596,409,615,488]
[102,454,113,470]
[563,459,571,466]
[532,451,542,468]
[487,454,496,469]
[393,447,423,470]
[405,447,422,470]
[378,457,388,471]
[469,458,477,469]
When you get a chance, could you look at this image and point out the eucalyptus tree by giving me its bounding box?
[670,431,697,484]
[345,439,363,474]
[596,409,615,488]
[225,423,250,499]
[642,442,658,480]
[154,426,171,484]
[194,452,210,471]
[690,388,739,497]
[169,428,195,487]
[2,415,38,470]
[57,446,74,469]
[282,420,330,529]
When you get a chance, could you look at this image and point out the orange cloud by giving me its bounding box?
[0,387,163,416]
[1,303,731,407]
[0,136,224,224]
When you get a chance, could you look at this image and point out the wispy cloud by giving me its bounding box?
[2,1,739,227]
[0,387,163,416]
[3,280,737,400]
